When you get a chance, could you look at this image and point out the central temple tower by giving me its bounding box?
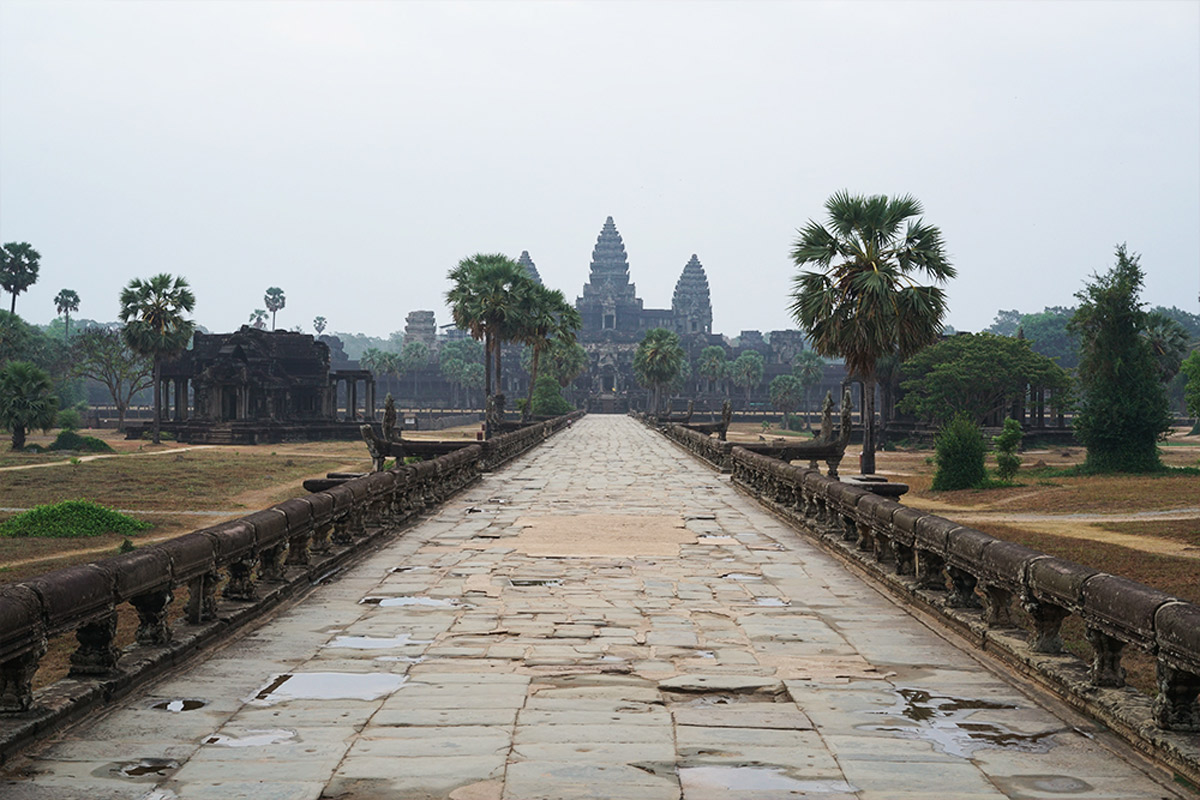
[575,216,645,333]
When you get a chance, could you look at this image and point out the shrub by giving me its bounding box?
[0,500,151,538]
[141,430,176,441]
[56,407,83,431]
[932,413,987,490]
[531,373,572,416]
[993,417,1023,482]
[47,430,115,453]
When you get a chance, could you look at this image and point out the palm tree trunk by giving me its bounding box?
[862,377,877,475]
[483,333,492,397]
[524,346,541,421]
[495,344,503,401]
[152,358,162,445]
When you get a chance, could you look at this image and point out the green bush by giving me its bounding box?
[992,417,1023,482]
[47,430,115,453]
[932,413,987,491]
[531,373,573,416]
[140,430,176,441]
[56,408,83,431]
[0,500,151,538]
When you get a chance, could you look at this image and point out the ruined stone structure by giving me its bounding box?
[516,250,542,286]
[125,326,375,443]
[671,255,712,337]
[402,310,438,352]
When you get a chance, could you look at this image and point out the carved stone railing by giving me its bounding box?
[718,444,1199,782]
[0,411,582,763]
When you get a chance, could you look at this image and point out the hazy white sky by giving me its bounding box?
[2,0,1197,339]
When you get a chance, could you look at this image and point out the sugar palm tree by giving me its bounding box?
[54,289,80,340]
[1141,311,1189,383]
[1,242,41,315]
[119,274,196,444]
[634,328,685,415]
[769,374,804,430]
[730,351,764,410]
[789,191,954,474]
[791,350,825,424]
[697,345,728,396]
[518,284,582,420]
[264,287,286,329]
[446,254,532,404]
[0,360,58,449]
[249,309,268,329]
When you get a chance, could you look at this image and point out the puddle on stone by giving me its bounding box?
[694,651,716,659]
[114,759,178,778]
[151,699,206,712]
[862,688,1060,758]
[683,693,775,707]
[359,595,460,608]
[326,634,432,649]
[598,655,625,662]
[510,578,563,587]
[250,672,407,705]
[754,597,790,607]
[679,766,856,793]
[995,774,1094,795]
[389,566,430,573]
[721,572,763,581]
[205,729,296,747]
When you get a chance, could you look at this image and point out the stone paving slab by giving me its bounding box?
[0,416,1189,799]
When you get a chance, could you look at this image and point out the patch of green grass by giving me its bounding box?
[0,500,151,539]
[47,430,116,453]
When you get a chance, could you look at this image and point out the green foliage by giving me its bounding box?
[0,500,151,538]
[789,191,954,474]
[47,430,114,452]
[119,273,196,444]
[1181,350,1200,423]
[729,351,764,408]
[0,360,58,449]
[931,413,988,491]
[140,429,176,441]
[54,289,80,340]
[0,242,41,315]
[697,345,728,390]
[531,372,573,416]
[768,374,804,427]
[634,328,686,413]
[545,338,588,388]
[71,327,153,431]
[992,417,1023,482]
[264,286,286,329]
[1141,311,1190,383]
[1068,245,1171,472]
[55,407,82,431]
[898,332,1072,425]
[1014,307,1078,369]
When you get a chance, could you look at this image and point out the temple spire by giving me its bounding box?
[516,251,543,286]
[672,254,712,335]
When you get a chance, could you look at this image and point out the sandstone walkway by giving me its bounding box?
[2,417,1186,799]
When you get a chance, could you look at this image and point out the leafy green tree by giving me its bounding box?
[440,338,485,408]
[1017,307,1078,368]
[71,327,153,432]
[54,289,80,341]
[697,345,728,395]
[249,309,268,329]
[264,287,286,329]
[401,340,430,399]
[516,284,581,420]
[986,310,1022,337]
[791,350,825,422]
[0,360,58,449]
[769,374,804,428]
[1141,311,1190,383]
[0,243,41,315]
[898,333,1072,426]
[1181,350,1200,433]
[1068,245,1171,472]
[730,351,764,410]
[118,274,196,444]
[993,417,1023,482]
[634,328,685,414]
[545,338,588,389]
[931,413,987,491]
[531,372,573,416]
[789,191,954,474]
[446,254,533,405]
[460,361,485,408]
[313,316,327,335]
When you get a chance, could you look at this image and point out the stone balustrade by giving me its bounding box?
[0,411,582,762]
[637,413,1199,777]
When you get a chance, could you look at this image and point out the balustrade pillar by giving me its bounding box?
[1085,627,1127,687]
[131,588,174,645]
[1022,598,1069,653]
[224,555,258,600]
[68,612,120,676]
[1153,663,1200,731]
[0,639,46,712]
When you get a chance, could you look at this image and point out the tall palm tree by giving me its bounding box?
[54,289,80,340]
[1,242,41,315]
[249,309,268,329]
[518,284,582,420]
[446,254,532,408]
[119,274,196,444]
[730,351,764,410]
[1141,311,1190,383]
[697,345,728,396]
[634,328,685,414]
[264,287,286,330]
[789,191,954,474]
[791,350,825,424]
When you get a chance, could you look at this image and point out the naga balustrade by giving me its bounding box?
[643,412,1199,779]
[0,410,582,761]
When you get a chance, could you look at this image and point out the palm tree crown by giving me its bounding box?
[1,242,41,315]
[446,253,533,402]
[54,289,80,340]
[119,273,196,444]
[789,191,954,473]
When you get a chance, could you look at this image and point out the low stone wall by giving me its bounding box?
[0,410,582,763]
[642,416,1200,783]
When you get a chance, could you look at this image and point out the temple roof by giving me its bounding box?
[516,251,543,286]
[579,216,638,307]
[672,254,713,333]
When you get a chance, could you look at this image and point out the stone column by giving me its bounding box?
[349,380,358,422]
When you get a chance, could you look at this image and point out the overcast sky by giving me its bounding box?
[2,0,1197,341]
